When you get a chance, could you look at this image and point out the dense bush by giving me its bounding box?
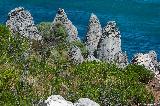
[67,62,154,105]
[0,24,155,106]
[0,25,29,63]
[37,22,67,47]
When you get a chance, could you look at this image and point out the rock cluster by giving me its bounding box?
[6,7,42,40]
[131,51,160,75]
[40,95,100,106]
[97,21,128,67]
[51,8,80,42]
[86,13,102,55]
[69,46,84,64]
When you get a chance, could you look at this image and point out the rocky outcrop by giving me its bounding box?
[69,46,84,64]
[74,98,100,106]
[86,13,102,55]
[39,95,100,106]
[6,7,42,40]
[97,21,128,67]
[51,8,80,42]
[131,51,160,75]
[44,95,74,106]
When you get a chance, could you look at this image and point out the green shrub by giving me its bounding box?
[37,22,52,38]
[69,62,154,105]
[0,25,29,64]
[0,23,155,106]
[37,22,67,48]
[0,25,12,63]
[48,61,154,105]
[124,64,154,84]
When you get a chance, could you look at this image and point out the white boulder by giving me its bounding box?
[45,95,73,106]
[74,98,100,106]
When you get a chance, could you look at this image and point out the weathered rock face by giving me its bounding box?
[69,46,84,64]
[97,21,128,67]
[86,13,102,55]
[86,54,100,62]
[44,95,74,106]
[114,51,128,68]
[74,98,100,106]
[6,7,42,40]
[51,8,79,42]
[131,51,160,75]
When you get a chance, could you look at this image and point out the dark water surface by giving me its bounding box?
[0,0,160,60]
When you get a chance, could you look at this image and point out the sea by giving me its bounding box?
[0,0,160,60]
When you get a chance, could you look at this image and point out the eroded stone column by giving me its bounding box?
[6,7,42,40]
[85,13,102,55]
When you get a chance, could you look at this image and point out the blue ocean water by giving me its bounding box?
[0,0,160,60]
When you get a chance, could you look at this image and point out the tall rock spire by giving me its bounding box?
[51,8,80,42]
[6,7,42,40]
[97,21,128,67]
[85,13,102,55]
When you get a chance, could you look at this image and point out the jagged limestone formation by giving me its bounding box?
[86,13,102,55]
[69,45,84,64]
[97,21,128,67]
[131,51,160,75]
[74,98,100,106]
[51,8,80,42]
[6,7,42,40]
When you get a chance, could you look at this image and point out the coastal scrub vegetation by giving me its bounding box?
[0,23,155,106]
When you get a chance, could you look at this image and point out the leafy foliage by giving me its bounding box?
[0,24,155,106]
[0,25,29,63]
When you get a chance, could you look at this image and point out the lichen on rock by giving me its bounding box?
[6,7,42,40]
[51,8,80,42]
[85,13,102,55]
[69,45,84,64]
[97,21,128,67]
